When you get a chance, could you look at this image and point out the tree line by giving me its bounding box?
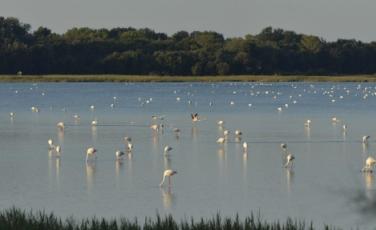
[1,16,376,75]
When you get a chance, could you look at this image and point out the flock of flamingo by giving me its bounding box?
[43,108,376,190]
[7,82,376,190]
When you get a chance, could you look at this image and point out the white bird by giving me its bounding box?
[48,139,56,150]
[223,130,230,136]
[284,153,295,168]
[9,112,15,118]
[124,136,132,142]
[217,120,224,126]
[363,135,370,144]
[55,145,61,155]
[217,137,225,144]
[86,147,97,162]
[57,122,64,131]
[331,116,338,123]
[127,142,133,152]
[159,169,177,187]
[31,106,39,113]
[362,156,376,173]
[191,113,199,122]
[150,124,159,131]
[90,105,95,110]
[304,119,311,128]
[73,114,80,120]
[243,142,248,151]
[115,150,125,160]
[280,143,287,151]
[91,119,98,126]
[235,130,242,136]
[342,124,347,132]
[164,145,173,154]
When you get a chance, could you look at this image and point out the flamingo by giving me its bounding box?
[164,145,173,155]
[86,147,97,162]
[363,135,370,144]
[235,130,242,136]
[48,139,56,150]
[55,145,61,156]
[115,150,125,160]
[91,119,98,126]
[362,156,376,173]
[280,143,287,151]
[127,142,133,153]
[243,142,248,152]
[159,169,177,187]
[57,122,64,131]
[217,137,225,144]
[284,153,295,168]
[191,113,199,122]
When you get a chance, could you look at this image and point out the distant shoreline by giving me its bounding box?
[1,75,376,83]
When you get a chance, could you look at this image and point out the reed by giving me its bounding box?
[0,207,339,230]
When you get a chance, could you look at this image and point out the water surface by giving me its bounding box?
[1,82,376,229]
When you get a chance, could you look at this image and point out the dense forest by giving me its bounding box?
[1,16,376,75]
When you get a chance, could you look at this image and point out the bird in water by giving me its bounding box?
[115,150,125,160]
[243,142,248,152]
[217,137,225,144]
[284,153,295,168]
[57,122,65,131]
[235,130,242,136]
[48,139,56,150]
[362,156,376,173]
[86,147,97,162]
[159,169,177,187]
[191,113,199,122]
[280,143,287,152]
[164,145,173,155]
[363,135,370,144]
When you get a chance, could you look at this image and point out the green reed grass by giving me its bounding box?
[0,207,339,230]
[1,74,376,82]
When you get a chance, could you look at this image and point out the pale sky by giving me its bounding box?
[1,0,375,42]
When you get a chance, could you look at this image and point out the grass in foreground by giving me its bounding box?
[1,74,376,82]
[0,207,338,230]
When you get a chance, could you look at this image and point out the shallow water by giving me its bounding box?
[1,82,376,229]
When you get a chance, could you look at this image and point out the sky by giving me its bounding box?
[1,0,375,42]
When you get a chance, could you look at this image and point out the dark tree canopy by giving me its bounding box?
[0,16,375,75]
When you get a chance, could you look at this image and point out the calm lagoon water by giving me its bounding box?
[1,82,376,229]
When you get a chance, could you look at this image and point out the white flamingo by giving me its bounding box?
[363,135,370,144]
[362,156,376,173]
[57,122,64,131]
[217,137,225,144]
[115,150,125,160]
[284,153,295,168]
[243,142,248,152]
[48,139,56,150]
[304,119,311,128]
[164,145,173,155]
[159,169,177,187]
[280,143,287,151]
[235,130,242,136]
[127,142,133,153]
[86,147,97,162]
